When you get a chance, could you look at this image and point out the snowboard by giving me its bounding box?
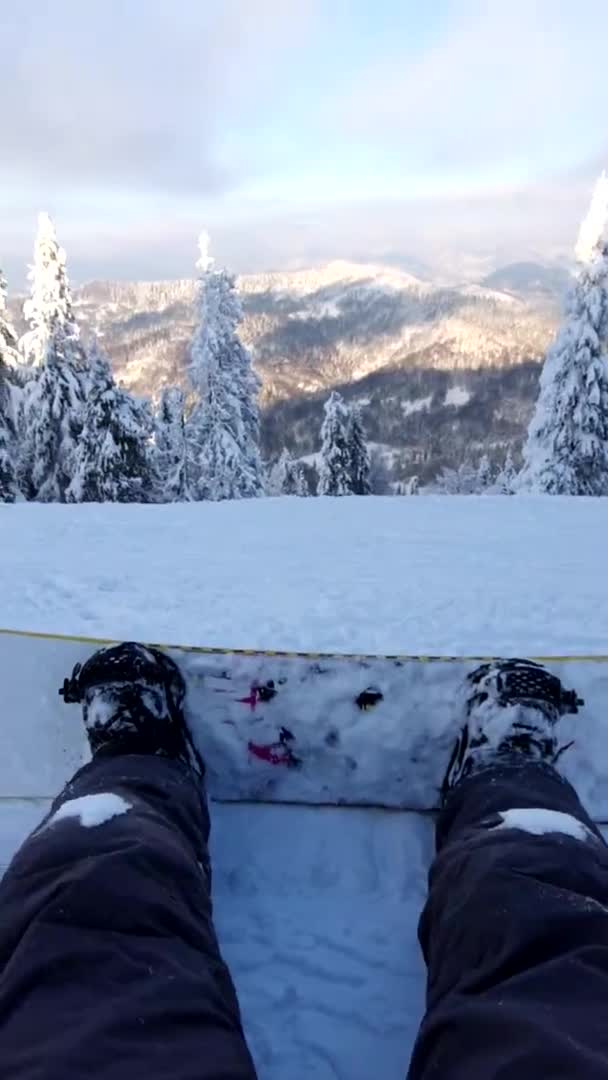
[2,628,608,818]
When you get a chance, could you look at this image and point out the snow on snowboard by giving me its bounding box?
[2,629,608,819]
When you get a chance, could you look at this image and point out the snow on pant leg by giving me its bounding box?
[407,762,608,1080]
[0,754,257,1080]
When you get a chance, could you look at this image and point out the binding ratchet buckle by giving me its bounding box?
[468,659,584,718]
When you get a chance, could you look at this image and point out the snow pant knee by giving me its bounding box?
[408,763,608,1080]
[0,754,257,1080]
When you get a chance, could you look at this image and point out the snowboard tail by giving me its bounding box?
[0,628,605,816]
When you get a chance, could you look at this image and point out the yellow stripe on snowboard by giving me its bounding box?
[0,626,607,664]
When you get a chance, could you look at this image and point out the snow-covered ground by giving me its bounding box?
[2,495,608,654]
[1,494,607,1080]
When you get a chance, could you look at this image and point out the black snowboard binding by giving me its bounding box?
[60,642,204,777]
[441,658,583,800]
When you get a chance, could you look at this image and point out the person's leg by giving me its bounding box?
[408,660,608,1080]
[0,643,257,1080]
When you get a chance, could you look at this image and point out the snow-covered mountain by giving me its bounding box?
[10,258,565,482]
[66,259,559,401]
[480,262,573,300]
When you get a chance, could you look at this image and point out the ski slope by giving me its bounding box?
[2,495,608,655]
[0,494,607,1080]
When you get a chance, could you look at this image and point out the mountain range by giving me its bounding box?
[10,259,568,485]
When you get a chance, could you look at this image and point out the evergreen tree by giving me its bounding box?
[435,461,478,494]
[67,341,155,503]
[476,454,493,492]
[495,448,517,494]
[347,405,371,495]
[265,458,281,497]
[0,270,20,501]
[20,213,87,370]
[318,391,352,496]
[20,213,88,500]
[269,448,307,496]
[519,201,608,495]
[287,458,308,497]
[368,448,392,494]
[576,172,608,266]
[0,270,19,370]
[155,387,189,501]
[21,362,84,502]
[187,232,264,501]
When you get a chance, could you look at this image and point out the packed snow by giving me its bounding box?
[46,793,132,830]
[2,496,608,655]
[1,495,608,1080]
[494,808,594,841]
[444,385,471,408]
[400,395,432,416]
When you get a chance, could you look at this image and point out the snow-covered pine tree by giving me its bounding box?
[0,270,19,370]
[519,178,608,495]
[155,386,189,501]
[0,270,20,501]
[20,213,87,371]
[435,461,478,494]
[318,391,352,496]
[20,360,85,501]
[187,232,264,501]
[368,448,392,494]
[576,172,608,266]
[476,454,493,492]
[287,457,308,497]
[495,448,517,494]
[20,213,88,500]
[67,340,155,503]
[269,448,308,496]
[347,404,371,495]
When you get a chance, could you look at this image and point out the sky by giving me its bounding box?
[1,0,608,285]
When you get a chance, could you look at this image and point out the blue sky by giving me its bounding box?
[1,0,607,283]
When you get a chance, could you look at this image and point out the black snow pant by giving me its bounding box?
[408,761,608,1079]
[0,755,257,1080]
[2,756,608,1080]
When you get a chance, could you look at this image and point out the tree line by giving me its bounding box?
[434,172,608,496]
[0,217,375,504]
[3,170,608,503]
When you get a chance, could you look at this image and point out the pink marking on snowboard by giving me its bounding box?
[248,740,294,766]
[238,686,260,711]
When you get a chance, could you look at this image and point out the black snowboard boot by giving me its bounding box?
[60,642,204,777]
[441,658,583,800]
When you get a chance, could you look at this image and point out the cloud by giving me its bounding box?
[220,180,588,276]
[337,0,608,179]
[0,0,318,195]
[0,174,594,291]
[1,1,606,283]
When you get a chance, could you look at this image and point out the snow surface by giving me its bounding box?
[494,807,593,841]
[400,395,432,417]
[1,495,608,1079]
[444,385,471,408]
[46,793,132,829]
[3,496,608,655]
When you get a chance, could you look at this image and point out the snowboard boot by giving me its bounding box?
[60,642,204,777]
[441,658,583,801]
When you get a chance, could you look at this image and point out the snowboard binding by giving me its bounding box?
[441,658,583,800]
[60,641,204,776]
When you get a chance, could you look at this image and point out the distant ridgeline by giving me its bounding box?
[39,260,560,486]
[6,181,608,500]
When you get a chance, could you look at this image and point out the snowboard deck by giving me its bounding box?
[2,628,608,818]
